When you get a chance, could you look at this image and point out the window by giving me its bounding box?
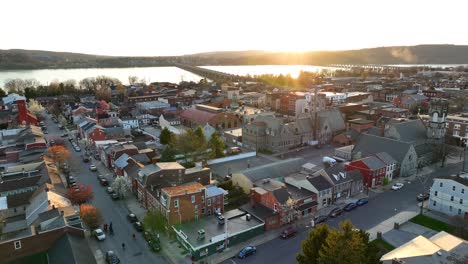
[207,198,211,206]
[13,208,17,213]
[274,204,278,211]
[435,191,438,196]
[462,189,465,194]
[440,182,443,187]
[458,209,462,215]
[14,241,21,250]
[433,201,437,206]
[453,186,456,191]
[191,195,195,203]
[451,196,454,201]
[208,209,211,215]
[449,206,453,211]
[174,199,179,208]
[202,208,205,214]
[460,199,463,204]
[454,124,461,130]
[201,196,205,204]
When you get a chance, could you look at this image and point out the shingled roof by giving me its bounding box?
[353,133,413,163]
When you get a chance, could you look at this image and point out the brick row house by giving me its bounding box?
[132,162,211,210]
[345,156,386,188]
[153,183,227,226]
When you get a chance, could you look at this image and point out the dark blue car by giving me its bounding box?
[356,198,368,206]
[238,246,256,259]
[343,202,357,212]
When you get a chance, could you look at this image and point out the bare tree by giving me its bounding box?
[281,197,298,224]
[128,76,138,85]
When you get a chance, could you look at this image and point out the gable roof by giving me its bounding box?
[360,156,386,170]
[272,187,291,204]
[353,133,413,163]
[47,233,97,264]
[316,109,346,133]
[307,175,333,191]
[435,175,468,187]
[321,163,353,184]
[239,158,305,182]
[375,152,397,165]
[388,119,427,143]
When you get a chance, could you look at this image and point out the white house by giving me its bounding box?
[429,174,468,218]
[375,152,397,181]
[119,117,139,129]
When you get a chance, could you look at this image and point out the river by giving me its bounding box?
[0,64,463,88]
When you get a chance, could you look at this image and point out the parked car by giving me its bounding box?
[417,193,430,201]
[280,226,298,239]
[100,178,109,186]
[148,239,161,252]
[127,213,138,223]
[74,147,82,152]
[392,183,404,191]
[343,203,358,212]
[94,229,106,241]
[106,187,114,194]
[61,133,68,137]
[82,156,90,163]
[68,176,76,184]
[43,129,48,134]
[110,192,119,200]
[105,251,120,264]
[238,246,257,259]
[314,215,328,225]
[133,221,144,232]
[58,125,64,130]
[329,207,343,218]
[89,165,97,172]
[356,198,369,206]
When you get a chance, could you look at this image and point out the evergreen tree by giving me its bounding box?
[160,146,176,162]
[159,127,173,145]
[208,132,225,159]
[296,223,330,264]
[297,220,379,264]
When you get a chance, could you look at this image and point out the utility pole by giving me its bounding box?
[415,162,429,215]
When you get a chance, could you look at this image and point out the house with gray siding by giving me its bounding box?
[428,174,468,218]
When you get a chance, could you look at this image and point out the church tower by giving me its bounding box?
[426,98,448,142]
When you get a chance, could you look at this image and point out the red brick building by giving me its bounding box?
[159,182,207,225]
[180,105,240,129]
[345,156,386,188]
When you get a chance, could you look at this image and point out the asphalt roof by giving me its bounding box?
[375,152,397,165]
[240,158,305,182]
[353,133,413,163]
[307,175,333,191]
[361,156,386,170]
[47,233,97,264]
[6,191,33,208]
[389,119,427,144]
[272,188,291,204]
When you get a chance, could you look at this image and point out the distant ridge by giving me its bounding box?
[1,45,468,70]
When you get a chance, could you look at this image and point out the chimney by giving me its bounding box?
[60,211,64,216]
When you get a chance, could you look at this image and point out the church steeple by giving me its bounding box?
[426,98,448,142]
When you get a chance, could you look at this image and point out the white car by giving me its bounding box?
[391,183,404,190]
[94,228,106,241]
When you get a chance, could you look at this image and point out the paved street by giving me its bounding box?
[222,161,463,264]
[44,115,168,264]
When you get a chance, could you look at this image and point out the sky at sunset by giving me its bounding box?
[1,0,466,56]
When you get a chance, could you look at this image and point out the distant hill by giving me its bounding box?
[1,45,468,70]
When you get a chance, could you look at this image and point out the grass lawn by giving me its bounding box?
[370,238,395,258]
[410,214,455,233]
